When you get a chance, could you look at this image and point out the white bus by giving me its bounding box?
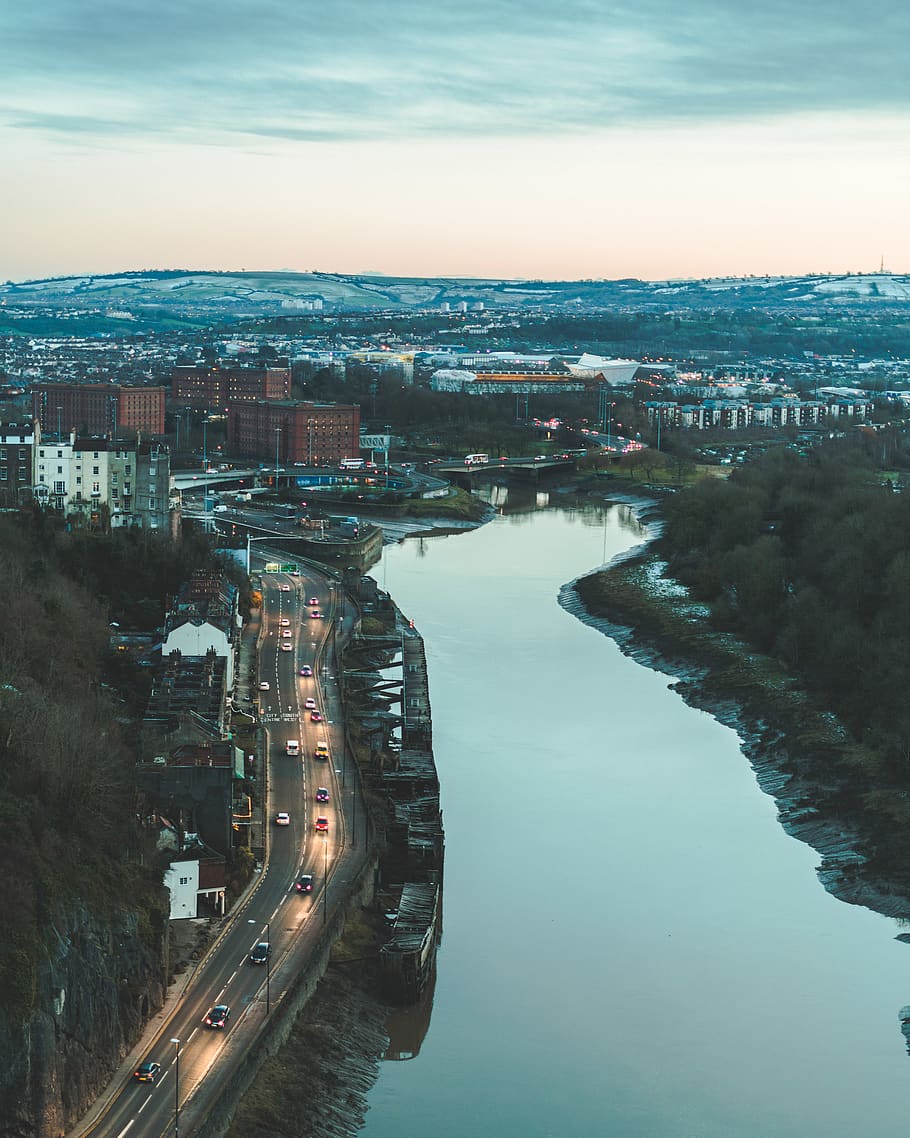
[339,458,365,470]
[464,453,489,466]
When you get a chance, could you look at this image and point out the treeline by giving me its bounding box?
[660,441,910,774]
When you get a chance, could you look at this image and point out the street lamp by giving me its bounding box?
[323,836,328,925]
[247,919,271,1013]
[274,426,281,485]
[169,1037,180,1138]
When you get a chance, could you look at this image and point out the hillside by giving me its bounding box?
[4,269,910,321]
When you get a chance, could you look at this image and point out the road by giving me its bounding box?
[87,567,357,1138]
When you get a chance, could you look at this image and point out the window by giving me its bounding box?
[18,450,25,461]
[17,469,25,481]
[0,449,6,460]
[53,481,65,494]
[76,477,82,485]
[125,464,131,474]
[92,466,99,475]
[92,482,100,494]
[57,466,63,474]
[39,449,45,458]
[178,876,189,886]
[0,469,7,481]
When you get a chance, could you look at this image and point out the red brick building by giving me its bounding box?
[31,383,166,436]
[171,365,291,410]
[227,400,360,466]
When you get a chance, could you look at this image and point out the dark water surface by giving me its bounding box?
[360,498,910,1138]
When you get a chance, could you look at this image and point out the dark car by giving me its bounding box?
[205,1004,231,1028]
[315,787,329,803]
[295,874,314,893]
[309,610,323,619]
[299,665,313,677]
[249,942,271,965]
[133,1061,161,1083]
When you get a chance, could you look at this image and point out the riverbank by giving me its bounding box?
[563,491,910,922]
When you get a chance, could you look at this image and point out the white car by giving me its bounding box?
[280,642,293,652]
[274,812,290,826]
[305,696,316,710]
[280,584,291,593]
[258,681,270,691]
[282,629,292,638]
[280,618,290,627]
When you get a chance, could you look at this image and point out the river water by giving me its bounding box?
[360,492,910,1138]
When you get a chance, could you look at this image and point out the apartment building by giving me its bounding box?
[226,399,360,465]
[171,364,291,409]
[31,382,167,436]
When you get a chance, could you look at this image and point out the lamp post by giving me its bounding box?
[247,919,271,1013]
[169,1037,180,1138]
[607,402,614,452]
[202,413,208,472]
[274,427,281,485]
[323,836,328,925]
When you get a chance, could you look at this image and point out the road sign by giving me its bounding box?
[360,433,390,450]
[280,564,297,572]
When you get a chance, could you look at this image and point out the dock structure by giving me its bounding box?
[380,882,440,1003]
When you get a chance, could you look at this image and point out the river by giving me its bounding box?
[359,491,910,1138]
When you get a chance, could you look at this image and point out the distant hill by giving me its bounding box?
[4,269,910,318]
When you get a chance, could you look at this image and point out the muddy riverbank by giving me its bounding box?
[565,492,910,923]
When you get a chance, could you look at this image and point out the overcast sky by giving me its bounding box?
[2,0,909,281]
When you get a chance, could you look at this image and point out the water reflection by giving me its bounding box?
[383,966,437,1062]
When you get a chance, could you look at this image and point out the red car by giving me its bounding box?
[315,816,328,833]
[310,710,323,723]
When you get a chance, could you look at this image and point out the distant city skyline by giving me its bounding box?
[2,1,909,284]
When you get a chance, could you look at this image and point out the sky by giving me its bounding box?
[2,0,910,283]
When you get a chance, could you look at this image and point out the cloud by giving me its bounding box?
[2,0,909,146]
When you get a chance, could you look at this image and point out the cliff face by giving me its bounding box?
[0,899,167,1138]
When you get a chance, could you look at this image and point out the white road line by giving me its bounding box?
[115,1120,135,1138]
[137,1093,153,1112]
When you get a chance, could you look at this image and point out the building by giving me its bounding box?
[0,420,36,507]
[171,364,291,409]
[227,399,360,465]
[32,431,172,529]
[31,382,166,436]
[162,570,240,689]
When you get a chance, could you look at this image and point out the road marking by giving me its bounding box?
[115,1121,135,1138]
[138,1091,153,1110]
[187,1027,198,1043]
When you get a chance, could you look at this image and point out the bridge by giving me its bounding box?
[432,454,580,475]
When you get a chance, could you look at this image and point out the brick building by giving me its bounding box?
[31,382,166,436]
[227,400,360,465]
[171,364,291,410]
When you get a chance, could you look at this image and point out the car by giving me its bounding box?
[258,681,270,691]
[282,629,292,638]
[299,665,313,677]
[305,696,316,710]
[280,584,291,592]
[309,610,323,619]
[315,816,328,832]
[249,941,271,965]
[280,642,293,652]
[315,786,329,803]
[308,597,319,606]
[310,710,323,723]
[133,1061,161,1083]
[274,811,290,826]
[314,740,329,760]
[286,739,300,757]
[205,1004,231,1028]
[279,618,290,627]
[295,874,314,893]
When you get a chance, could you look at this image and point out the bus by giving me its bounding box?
[464,453,489,466]
[339,458,365,470]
